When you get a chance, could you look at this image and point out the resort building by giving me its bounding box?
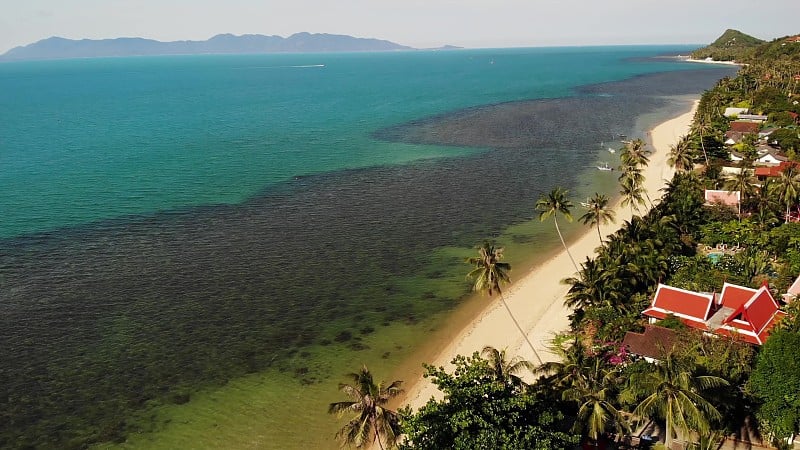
[704,189,741,211]
[621,325,677,362]
[642,282,786,345]
[729,120,761,134]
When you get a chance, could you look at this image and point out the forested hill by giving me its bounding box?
[0,32,416,61]
[691,29,765,62]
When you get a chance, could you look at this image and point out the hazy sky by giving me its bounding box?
[1,0,798,54]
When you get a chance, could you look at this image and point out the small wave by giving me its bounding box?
[232,64,325,70]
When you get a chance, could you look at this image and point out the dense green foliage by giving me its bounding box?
[748,330,800,440]
[399,352,580,449]
[690,29,765,62]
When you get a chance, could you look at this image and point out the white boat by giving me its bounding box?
[608,147,616,153]
[597,162,613,171]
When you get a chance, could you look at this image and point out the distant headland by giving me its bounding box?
[0,32,461,62]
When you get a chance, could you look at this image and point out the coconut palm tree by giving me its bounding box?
[536,187,579,272]
[770,164,800,221]
[622,355,728,449]
[620,138,651,169]
[619,176,646,215]
[618,161,653,208]
[466,242,543,364]
[329,366,403,449]
[480,345,536,388]
[563,358,630,441]
[723,168,754,217]
[579,193,616,244]
[692,113,714,167]
[537,339,629,440]
[562,257,620,311]
[668,135,695,172]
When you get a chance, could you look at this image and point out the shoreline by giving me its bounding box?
[395,99,697,411]
[683,57,743,66]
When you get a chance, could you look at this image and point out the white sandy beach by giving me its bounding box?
[398,101,697,411]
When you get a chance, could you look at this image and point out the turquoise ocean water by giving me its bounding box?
[0,47,737,448]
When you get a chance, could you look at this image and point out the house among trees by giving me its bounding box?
[642,282,786,345]
[729,120,761,134]
[784,274,800,303]
[754,161,800,181]
[621,325,677,362]
[704,189,741,210]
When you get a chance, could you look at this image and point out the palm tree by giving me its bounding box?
[692,113,714,167]
[622,355,728,449]
[771,164,800,221]
[480,345,536,388]
[619,176,646,215]
[579,193,616,244]
[536,187,579,272]
[619,164,653,209]
[723,168,754,216]
[563,358,630,441]
[466,242,543,364]
[538,339,629,440]
[620,138,651,169]
[562,257,620,311]
[668,135,695,172]
[328,366,403,449]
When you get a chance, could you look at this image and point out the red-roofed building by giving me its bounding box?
[622,325,677,362]
[755,161,800,181]
[643,284,714,330]
[730,121,760,134]
[715,285,786,345]
[642,282,785,345]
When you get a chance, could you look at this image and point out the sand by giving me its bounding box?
[398,100,698,410]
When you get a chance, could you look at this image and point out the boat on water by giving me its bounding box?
[608,147,616,153]
[597,162,613,171]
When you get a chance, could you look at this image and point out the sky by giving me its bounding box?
[1,0,798,54]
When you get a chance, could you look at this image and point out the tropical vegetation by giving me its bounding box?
[332,30,800,449]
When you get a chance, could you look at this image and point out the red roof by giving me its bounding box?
[718,285,783,345]
[643,284,714,328]
[755,161,800,178]
[643,282,785,345]
[730,121,760,133]
[622,325,677,360]
[718,282,757,309]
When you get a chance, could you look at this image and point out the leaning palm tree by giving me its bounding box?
[622,355,728,449]
[536,187,579,272]
[579,193,616,244]
[466,242,542,364]
[667,135,695,172]
[481,345,536,388]
[328,366,403,449]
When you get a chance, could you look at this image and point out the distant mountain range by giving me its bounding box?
[0,33,458,61]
